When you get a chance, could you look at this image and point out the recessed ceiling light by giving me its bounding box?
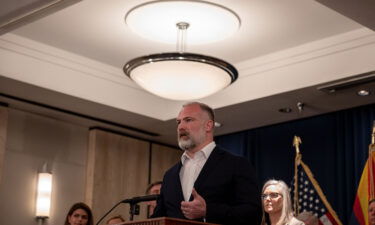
[215,121,222,128]
[279,108,292,113]
[357,89,370,96]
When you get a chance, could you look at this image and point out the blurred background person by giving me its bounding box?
[64,202,94,225]
[261,179,304,225]
[296,211,318,225]
[106,215,125,225]
[146,181,162,217]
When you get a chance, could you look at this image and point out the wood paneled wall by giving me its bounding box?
[86,129,150,221]
[150,143,182,183]
[86,129,182,223]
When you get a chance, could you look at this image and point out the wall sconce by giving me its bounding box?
[36,164,52,220]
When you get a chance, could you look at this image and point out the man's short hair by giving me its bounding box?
[296,211,319,225]
[146,181,163,194]
[106,215,125,224]
[183,102,215,121]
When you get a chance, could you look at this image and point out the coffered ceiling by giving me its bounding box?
[0,0,374,146]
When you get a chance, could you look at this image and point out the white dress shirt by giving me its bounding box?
[179,142,216,201]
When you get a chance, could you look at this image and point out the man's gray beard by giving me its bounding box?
[178,138,196,151]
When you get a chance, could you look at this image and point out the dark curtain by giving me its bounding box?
[215,103,375,224]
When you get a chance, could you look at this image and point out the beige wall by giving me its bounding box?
[86,129,150,221]
[150,143,182,183]
[0,108,88,225]
[85,130,182,222]
[0,106,8,185]
[0,107,181,225]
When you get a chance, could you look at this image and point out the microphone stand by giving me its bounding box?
[121,194,159,221]
[95,194,159,225]
[129,202,139,221]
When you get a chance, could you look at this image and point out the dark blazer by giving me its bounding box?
[152,146,262,225]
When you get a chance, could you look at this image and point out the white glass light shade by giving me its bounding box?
[125,0,240,44]
[124,53,238,100]
[36,172,52,218]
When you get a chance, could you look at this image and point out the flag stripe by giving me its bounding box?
[320,214,333,225]
[326,212,338,225]
[353,196,366,225]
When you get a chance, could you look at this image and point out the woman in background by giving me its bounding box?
[261,179,304,225]
[64,202,94,225]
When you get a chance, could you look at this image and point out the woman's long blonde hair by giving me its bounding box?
[261,179,294,225]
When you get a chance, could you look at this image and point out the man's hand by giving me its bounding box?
[180,188,206,219]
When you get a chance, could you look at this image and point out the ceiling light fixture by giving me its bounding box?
[124,0,240,100]
[214,121,223,128]
[357,89,370,96]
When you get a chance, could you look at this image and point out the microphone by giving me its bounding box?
[121,194,159,204]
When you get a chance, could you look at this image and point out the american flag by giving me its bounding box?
[291,136,342,225]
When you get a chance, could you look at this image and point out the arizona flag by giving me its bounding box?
[350,136,375,225]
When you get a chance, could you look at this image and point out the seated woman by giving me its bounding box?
[261,179,304,225]
[64,202,94,225]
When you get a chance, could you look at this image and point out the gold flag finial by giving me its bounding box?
[293,135,302,154]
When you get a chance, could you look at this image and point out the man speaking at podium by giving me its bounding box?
[152,102,262,225]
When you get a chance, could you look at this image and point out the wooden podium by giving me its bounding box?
[122,217,218,225]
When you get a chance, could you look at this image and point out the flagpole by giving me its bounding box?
[369,122,375,200]
[293,135,302,215]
